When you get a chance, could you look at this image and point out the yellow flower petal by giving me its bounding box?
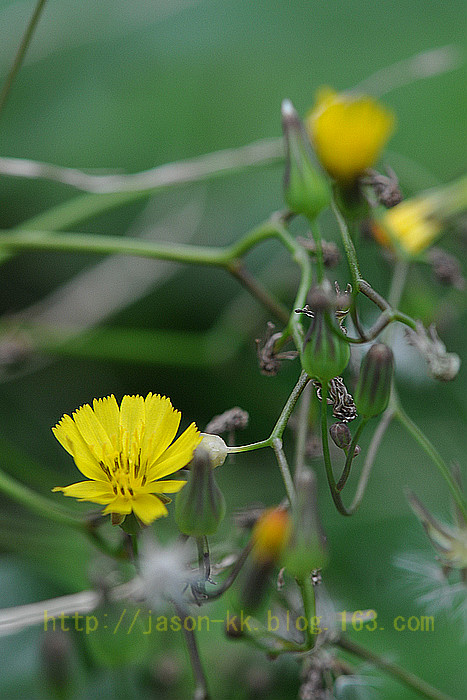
[140,393,181,467]
[52,414,105,481]
[92,395,120,447]
[53,480,114,504]
[72,403,114,463]
[141,479,186,494]
[147,422,201,480]
[102,497,133,516]
[119,395,145,444]
[131,494,168,524]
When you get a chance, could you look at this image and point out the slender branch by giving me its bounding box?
[331,199,361,291]
[173,602,211,700]
[227,261,290,324]
[205,542,253,601]
[272,437,296,506]
[337,635,455,700]
[270,370,312,441]
[0,465,83,530]
[336,417,369,492]
[0,137,283,194]
[349,408,394,510]
[0,0,48,117]
[293,381,312,479]
[394,404,467,521]
[296,577,316,651]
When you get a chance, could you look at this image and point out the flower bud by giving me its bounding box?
[237,508,291,615]
[285,470,328,580]
[354,344,394,418]
[175,448,225,536]
[199,433,228,468]
[282,99,331,220]
[298,287,350,383]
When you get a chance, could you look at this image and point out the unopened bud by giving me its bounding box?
[175,448,225,536]
[297,286,350,383]
[282,99,331,220]
[354,344,394,418]
[285,470,328,579]
[199,433,228,468]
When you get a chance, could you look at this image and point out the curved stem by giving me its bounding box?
[337,635,454,700]
[395,404,467,521]
[272,438,296,506]
[0,466,83,530]
[336,417,369,492]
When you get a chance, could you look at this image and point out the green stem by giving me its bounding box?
[293,381,312,479]
[270,370,311,442]
[320,387,382,516]
[0,466,82,529]
[296,576,316,651]
[337,635,455,700]
[0,0,48,117]
[271,438,296,506]
[331,199,361,292]
[395,404,467,521]
[320,384,345,513]
[309,219,324,283]
[336,417,369,492]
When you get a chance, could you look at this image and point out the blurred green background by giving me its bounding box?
[0,0,465,698]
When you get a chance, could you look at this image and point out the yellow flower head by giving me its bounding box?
[373,196,442,255]
[306,87,395,185]
[52,394,202,525]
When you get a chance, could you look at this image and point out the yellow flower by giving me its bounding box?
[373,196,442,255]
[306,87,394,185]
[52,394,202,525]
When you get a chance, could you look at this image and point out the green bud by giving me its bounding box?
[175,448,225,537]
[282,99,331,220]
[354,343,394,418]
[298,287,350,383]
[285,470,328,579]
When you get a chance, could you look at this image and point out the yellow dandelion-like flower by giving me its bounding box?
[306,87,395,185]
[52,394,202,525]
[372,197,442,255]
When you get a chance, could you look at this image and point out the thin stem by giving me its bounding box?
[309,219,324,283]
[172,602,210,700]
[320,388,385,516]
[296,577,316,651]
[336,417,369,492]
[0,137,283,194]
[205,542,253,601]
[272,438,296,506]
[349,408,394,510]
[271,371,311,441]
[0,466,82,530]
[331,199,361,291]
[320,384,345,513]
[0,229,230,266]
[227,261,290,324]
[395,404,467,521]
[337,635,454,700]
[294,381,312,479]
[0,0,48,117]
